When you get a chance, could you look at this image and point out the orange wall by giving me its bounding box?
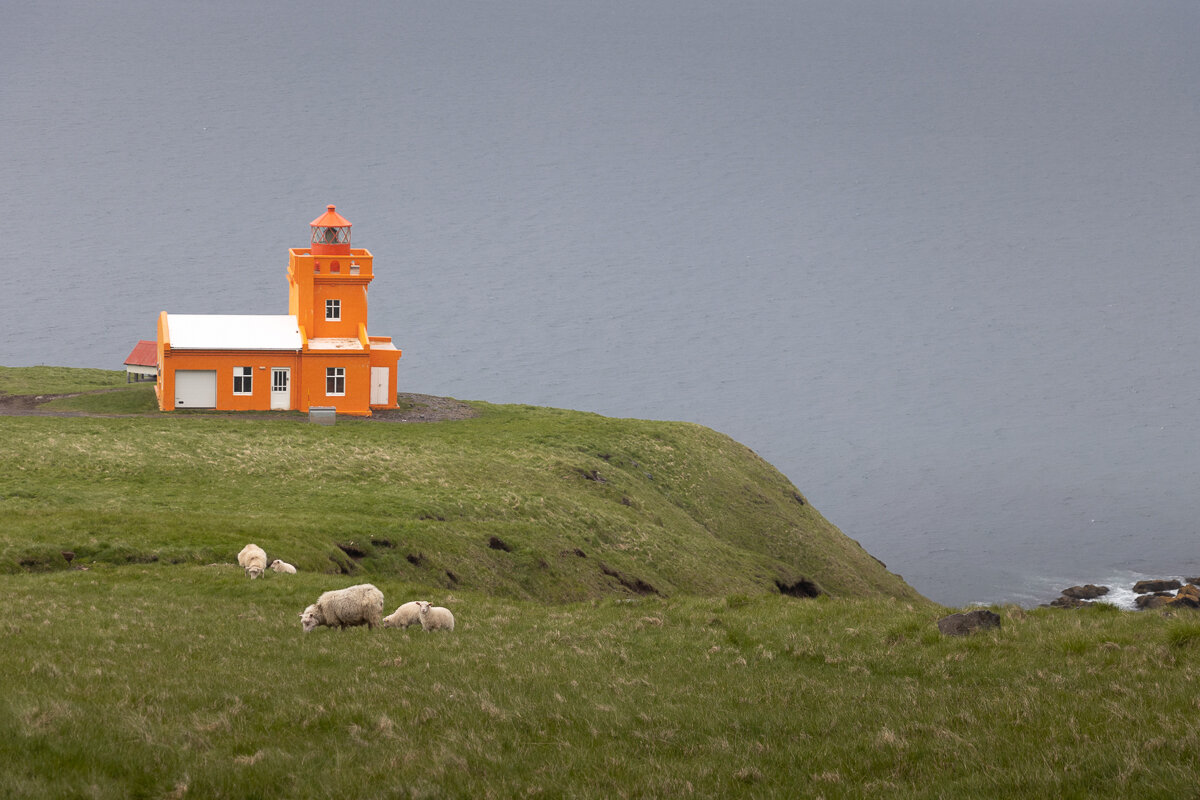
[155,311,168,409]
[369,340,403,409]
[295,353,373,415]
[287,256,314,332]
[159,350,302,412]
[159,348,400,414]
[288,248,374,338]
[311,282,369,338]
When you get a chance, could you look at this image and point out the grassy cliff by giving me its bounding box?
[0,366,920,603]
[2,368,1199,798]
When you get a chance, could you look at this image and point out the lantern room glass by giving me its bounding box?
[311,226,350,246]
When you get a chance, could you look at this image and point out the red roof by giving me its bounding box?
[310,204,351,228]
[124,340,157,367]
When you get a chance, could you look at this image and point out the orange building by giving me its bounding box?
[155,206,402,415]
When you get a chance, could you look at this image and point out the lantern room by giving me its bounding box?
[310,204,352,255]
[154,204,402,416]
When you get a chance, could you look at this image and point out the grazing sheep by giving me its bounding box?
[300,584,384,633]
[237,544,268,580]
[382,601,424,629]
[416,600,455,632]
[269,559,297,574]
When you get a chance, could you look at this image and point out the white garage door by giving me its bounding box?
[175,370,217,408]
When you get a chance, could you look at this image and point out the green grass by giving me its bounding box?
[5,367,1196,797]
[0,365,134,395]
[0,366,158,413]
[40,384,160,413]
[1,567,1197,798]
[0,368,919,603]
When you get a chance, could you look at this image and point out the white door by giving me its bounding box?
[370,366,390,405]
[271,368,291,410]
[175,370,217,408]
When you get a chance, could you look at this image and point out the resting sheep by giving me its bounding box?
[269,559,297,574]
[237,544,267,580]
[300,584,384,632]
[382,601,425,629]
[416,600,455,632]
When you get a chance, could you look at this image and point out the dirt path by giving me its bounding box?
[0,392,87,416]
[0,389,479,422]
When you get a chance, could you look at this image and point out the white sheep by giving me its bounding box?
[382,601,425,629]
[269,559,297,574]
[237,544,267,579]
[300,584,384,633]
[416,600,455,632]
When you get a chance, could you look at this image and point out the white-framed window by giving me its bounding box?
[326,299,341,320]
[326,367,345,396]
[233,366,253,395]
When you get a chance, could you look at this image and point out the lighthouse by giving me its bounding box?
[155,205,402,414]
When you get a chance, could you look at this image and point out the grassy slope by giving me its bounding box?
[7,368,1197,797]
[0,366,133,395]
[0,367,920,603]
[2,567,1198,799]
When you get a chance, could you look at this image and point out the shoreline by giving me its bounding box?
[1040,574,1200,612]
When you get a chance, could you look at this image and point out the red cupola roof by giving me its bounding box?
[310,204,351,228]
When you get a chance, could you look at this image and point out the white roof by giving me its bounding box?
[167,315,303,350]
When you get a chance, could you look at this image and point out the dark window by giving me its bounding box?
[326,367,345,396]
[233,366,253,395]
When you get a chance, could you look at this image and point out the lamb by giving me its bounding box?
[269,559,297,574]
[237,544,268,579]
[416,600,455,632]
[300,584,384,632]
[382,601,425,629]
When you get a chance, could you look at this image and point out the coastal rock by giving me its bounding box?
[937,609,1001,636]
[1047,595,1088,609]
[1133,579,1182,594]
[1169,584,1200,609]
[1061,584,1109,600]
[1046,578,1200,611]
[1135,593,1172,610]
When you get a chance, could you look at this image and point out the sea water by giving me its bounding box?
[3,0,1199,606]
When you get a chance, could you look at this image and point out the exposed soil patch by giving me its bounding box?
[599,562,659,596]
[0,391,89,415]
[776,577,822,598]
[0,390,479,423]
[370,394,479,423]
[336,541,369,560]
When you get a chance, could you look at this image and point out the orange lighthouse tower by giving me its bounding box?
[155,205,402,415]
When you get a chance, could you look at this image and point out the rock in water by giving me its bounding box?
[1133,579,1182,594]
[1170,584,1200,609]
[1061,584,1109,600]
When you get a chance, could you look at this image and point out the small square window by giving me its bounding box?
[326,299,341,321]
[326,367,345,396]
[233,366,253,395]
